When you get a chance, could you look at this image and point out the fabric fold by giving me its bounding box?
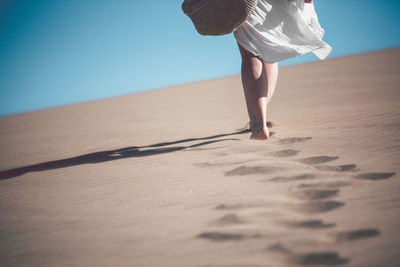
[234,0,332,63]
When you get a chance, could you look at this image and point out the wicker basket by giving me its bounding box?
[182,0,258,36]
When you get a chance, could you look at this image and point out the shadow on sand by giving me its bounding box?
[0,130,249,180]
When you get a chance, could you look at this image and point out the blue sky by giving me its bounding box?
[0,0,400,117]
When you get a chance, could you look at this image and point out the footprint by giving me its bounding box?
[267,243,349,265]
[197,232,262,241]
[269,173,315,182]
[299,156,339,165]
[284,220,336,229]
[279,137,312,144]
[211,214,246,226]
[225,165,283,176]
[294,189,340,200]
[337,228,380,241]
[356,172,396,181]
[292,252,349,265]
[272,149,300,158]
[267,121,275,128]
[198,232,244,241]
[297,181,352,189]
[297,220,336,229]
[315,164,357,172]
[297,201,345,213]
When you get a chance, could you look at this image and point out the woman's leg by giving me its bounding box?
[265,61,279,105]
[238,43,279,140]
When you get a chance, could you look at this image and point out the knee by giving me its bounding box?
[242,58,263,79]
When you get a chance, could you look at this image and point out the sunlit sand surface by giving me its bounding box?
[1,48,399,267]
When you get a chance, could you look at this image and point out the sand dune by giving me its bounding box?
[0,48,399,267]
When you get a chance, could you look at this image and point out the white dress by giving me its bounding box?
[234,0,332,63]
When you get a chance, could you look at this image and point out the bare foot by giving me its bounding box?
[250,127,270,140]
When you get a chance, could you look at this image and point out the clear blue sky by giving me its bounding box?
[0,0,399,117]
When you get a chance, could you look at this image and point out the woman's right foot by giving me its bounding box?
[250,127,270,140]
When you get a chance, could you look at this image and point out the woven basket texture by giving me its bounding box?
[182,0,258,36]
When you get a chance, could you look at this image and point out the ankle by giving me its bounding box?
[250,121,266,132]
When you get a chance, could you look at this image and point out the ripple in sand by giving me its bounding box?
[297,183,321,188]
[269,173,315,182]
[197,232,262,241]
[315,164,357,172]
[194,161,248,168]
[211,214,246,226]
[201,265,269,267]
[225,165,283,176]
[337,228,380,241]
[324,181,352,187]
[356,172,396,180]
[299,156,339,165]
[272,149,300,158]
[215,204,253,210]
[279,137,312,144]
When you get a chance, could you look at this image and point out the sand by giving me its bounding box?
[0,48,399,267]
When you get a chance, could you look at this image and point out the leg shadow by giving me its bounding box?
[0,130,248,180]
